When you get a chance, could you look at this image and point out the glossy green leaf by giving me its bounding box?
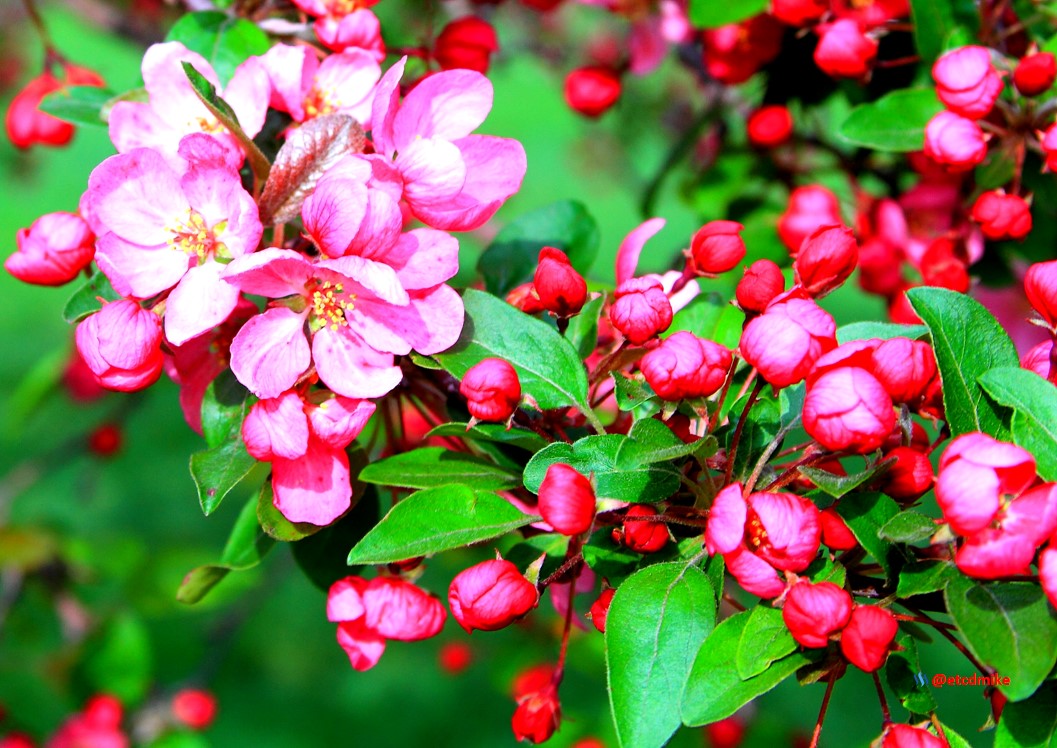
[358,446,520,491]
[994,682,1057,747]
[799,456,893,498]
[477,200,599,296]
[979,367,1057,481]
[878,511,937,545]
[567,296,604,359]
[885,631,937,715]
[834,491,902,580]
[945,576,1057,701]
[346,485,537,565]
[611,372,657,412]
[38,85,112,126]
[606,562,715,748]
[200,369,250,450]
[524,434,682,503]
[63,271,122,323]
[836,321,928,345]
[735,606,797,680]
[907,286,1018,438]
[177,497,274,604]
[189,439,258,516]
[805,555,847,587]
[166,11,270,85]
[617,417,715,465]
[667,295,745,350]
[435,289,593,416]
[682,611,818,726]
[425,422,548,452]
[909,0,957,62]
[896,560,957,599]
[582,535,642,584]
[687,0,769,29]
[838,89,944,152]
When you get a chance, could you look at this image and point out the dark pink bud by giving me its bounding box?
[778,185,843,254]
[83,694,123,731]
[610,277,673,345]
[434,16,499,74]
[460,358,522,421]
[813,20,878,80]
[362,577,448,641]
[793,225,858,296]
[809,338,879,382]
[506,281,546,314]
[690,220,746,275]
[534,247,588,316]
[1041,123,1057,172]
[870,337,937,404]
[1041,547,1057,610]
[879,446,934,501]
[538,463,596,536]
[703,716,746,748]
[640,331,732,400]
[701,15,783,84]
[923,111,988,172]
[589,588,616,633]
[1024,259,1057,328]
[75,300,164,392]
[5,212,95,286]
[882,724,946,748]
[242,391,310,461]
[511,683,561,744]
[172,689,217,731]
[919,237,970,293]
[820,507,858,550]
[771,0,828,26]
[747,105,794,148]
[5,72,74,149]
[840,605,898,672]
[955,527,1037,579]
[971,191,1032,240]
[1014,51,1056,96]
[782,580,853,648]
[803,367,895,454]
[439,641,473,674]
[740,298,837,388]
[1021,340,1056,382]
[932,45,1004,119]
[736,259,785,313]
[449,559,539,633]
[564,66,622,118]
[87,423,123,457]
[621,504,669,553]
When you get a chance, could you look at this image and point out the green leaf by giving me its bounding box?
[200,370,250,449]
[617,417,715,465]
[907,287,1018,438]
[63,271,122,323]
[799,456,893,498]
[994,682,1057,747]
[909,0,957,62]
[181,61,271,186]
[189,440,258,516]
[667,296,745,350]
[682,611,819,726]
[166,11,271,85]
[896,560,957,599]
[177,497,274,604]
[836,321,928,345]
[611,372,657,412]
[257,481,321,542]
[76,612,152,703]
[941,724,975,748]
[358,446,519,491]
[838,89,944,152]
[524,434,681,503]
[687,0,769,29]
[38,85,112,126]
[944,576,1057,701]
[878,511,937,545]
[435,289,593,415]
[606,562,716,748]
[567,296,604,359]
[805,555,847,587]
[979,367,1057,481]
[834,492,902,580]
[477,200,600,296]
[885,632,938,715]
[582,535,642,584]
[725,392,780,482]
[346,485,537,565]
[424,422,548,452]
[736,606,797,680]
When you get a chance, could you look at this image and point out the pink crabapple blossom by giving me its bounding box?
[639,331,732,401]
[448,558,539,633]
[5,211,95,286]
[261,44,379,127]
[839,605,898,672]
[538,463,596,536]
[739,297,837,388]
[75,300,164,392]
[932,46,1004,119]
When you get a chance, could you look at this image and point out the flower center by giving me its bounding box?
[168,210,227,260]
[745,511,771,553]
[309,280,355,331]
[327,0,362,15]
[303,86,339,120]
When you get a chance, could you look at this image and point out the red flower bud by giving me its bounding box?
[793,225,858,296]
[5,72,73,149]
[702,15,783,85]
[1014,51,1056,96]
[460,358,522,421]
[923,111,988,172]
[83,694,123,730]
[88,423,123,457]
[882,724,946,748]
[704,716,746,748]
[511,683,561,744]
[5,212,95,286]
[932,46,1004,119]
[782,580,853,648]
[736,259,785,313]
[813,20,878,80]
[971,190,1032,240]
[439,641,473,674]
[919,237,970,293]
[1022,340,1057,383]
[449,559,539,633]
[690,220,746,275]
[534,247,588,316]
[803,367,895,454]
[75,300,164,392]
[172,689,217,731]
[1041,123,1057,172]
[840,605,898,672]
[538,463,596,535]
[778,185,843,254]
[512,663,556,698]
[740,298,837,388]
[589,588,616,633]
[1025,259,1057,328]
[621,504,669,553]
[640,331,732,401]
[0,733,35,748]
[771,0,829,26]
[507,282,546,314]
[879,446,934,501]
[747,105,794,148]
[610,277,673,345]
[820,507,858,551]
[564,66,622,118]
[434,17,499,74]
[870,337,937,405]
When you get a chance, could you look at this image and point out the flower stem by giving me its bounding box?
[808,674,837,748]
[724,378,764,486]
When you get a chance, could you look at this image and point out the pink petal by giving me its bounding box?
[616,217,666,286]
[164,260,241,345]
[272,438,353,525]
[396,137,467,208]
[315,49,381,127]
[725,546,785,599]
[261,44,315,120]
[242,391,310,461]
[309,396,376,449]
[327,576,368,622]
[319,254,410,305]
[336,621,387,671]
[392,68,493,150]
[142,42,220,126]
[107,101,179,155]
[88,149,188,246]
[302,178,370,258]
[223,247,315,298]
[312,326,402,398]
[705,483,746,555]
[375,228,459,289]
[95,233,191,299]
[229,306,311,398]
[223,56,270,138]
[368,57,405,157]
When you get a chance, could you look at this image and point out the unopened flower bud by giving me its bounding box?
[820,507,857,551]
[538,463,596,535]
[621,504,669,553]
[640,331,732,400]
[971,191,1032,241]
[747,104,794,148]
[740,298,836,388]
[5,212,95,286]
[449,559,539,633]
[736,259,785,313]
[778,185,843,254]
[1041,123,1057,172]
[840,605,898,672]
[1014,51,1057,96]
[803,367,895,454]
[782,580,853,648]
[879,446,935,501]
[1025,259,1057,328]
[813,20,878,80]
[793,225,858,296]
[75,300,164,392]
[534,247,588,317]
[689,220,746,275]
[870,337,937,405]
[564,66,622,118]
[460,358,522,421]
[511,683,561,744]
[936,433,1035,536]
[172,689,217,731]
[6,72,73,149]
[923,111,988,172]
[507,282,546,314]
[610,277,673,345]
[932,45,1004,119]
[704,716,746,748]
[882,724,947,748]
[434,16,499,74]
[589,588,616,633]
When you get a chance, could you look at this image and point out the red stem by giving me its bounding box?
[808,675,837,748]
